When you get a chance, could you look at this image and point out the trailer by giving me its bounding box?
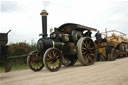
[95,29,128,61]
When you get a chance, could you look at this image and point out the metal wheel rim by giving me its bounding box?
[77,37,96,65]
[44,48,62,72]
[27,51,44,71]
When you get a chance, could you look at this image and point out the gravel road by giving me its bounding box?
[0,57,128,85]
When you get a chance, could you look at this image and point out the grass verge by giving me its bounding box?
[0,64,29,72]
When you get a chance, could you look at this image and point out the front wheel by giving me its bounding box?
[27,50,44,72]
[43,48,62,72]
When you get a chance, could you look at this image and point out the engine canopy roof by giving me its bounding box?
[57,23,97,33]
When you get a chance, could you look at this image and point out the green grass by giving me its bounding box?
[0,66,5,72]
[0,64,29,72]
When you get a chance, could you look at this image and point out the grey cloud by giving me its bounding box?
[1,1,22,13]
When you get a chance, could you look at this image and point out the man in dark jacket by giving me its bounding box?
[84,29,92,38]
[95,30,102,44]
[95,30,101,40]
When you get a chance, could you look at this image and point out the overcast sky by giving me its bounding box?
[0,0,128,43]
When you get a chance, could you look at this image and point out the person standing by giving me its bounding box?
[95,30,101,40]
[84,29,92,38]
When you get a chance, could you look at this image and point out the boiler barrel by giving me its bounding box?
[37,38,64,53]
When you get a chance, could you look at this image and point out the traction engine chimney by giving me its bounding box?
[40,10,48,38]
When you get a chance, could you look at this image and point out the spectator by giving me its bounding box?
[95,30,101,40]
[84,29,92,38]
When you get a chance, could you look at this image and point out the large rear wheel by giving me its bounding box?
[77,37,96,65]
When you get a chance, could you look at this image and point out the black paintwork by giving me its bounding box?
[37,23,97,57]
[57,23,97,33]
[0,30,11,63]
[41,16,47,37]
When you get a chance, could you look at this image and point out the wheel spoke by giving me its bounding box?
[86,43,90,48]
[83,42,87,48]
[56,55,59,59]
[90,53,95,56]
[48,54,51,58]
[85,41,88,47]
[87,55,93,62]
[88,42,91,48]
[31,56,35,61]
[90,47,95,51]
[53,51,57,56]
[82,47,86,50]
[83,51,87,55]
[84,54,89,62]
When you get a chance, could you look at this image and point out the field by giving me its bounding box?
[0,57,128,85]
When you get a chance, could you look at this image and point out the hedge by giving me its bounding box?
[8,42,36,56]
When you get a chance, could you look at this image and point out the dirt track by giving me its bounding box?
[0,57,128,85]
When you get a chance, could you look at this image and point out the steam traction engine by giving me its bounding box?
[27,10,97,72]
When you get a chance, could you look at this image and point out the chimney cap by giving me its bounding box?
[40,9,48,16]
